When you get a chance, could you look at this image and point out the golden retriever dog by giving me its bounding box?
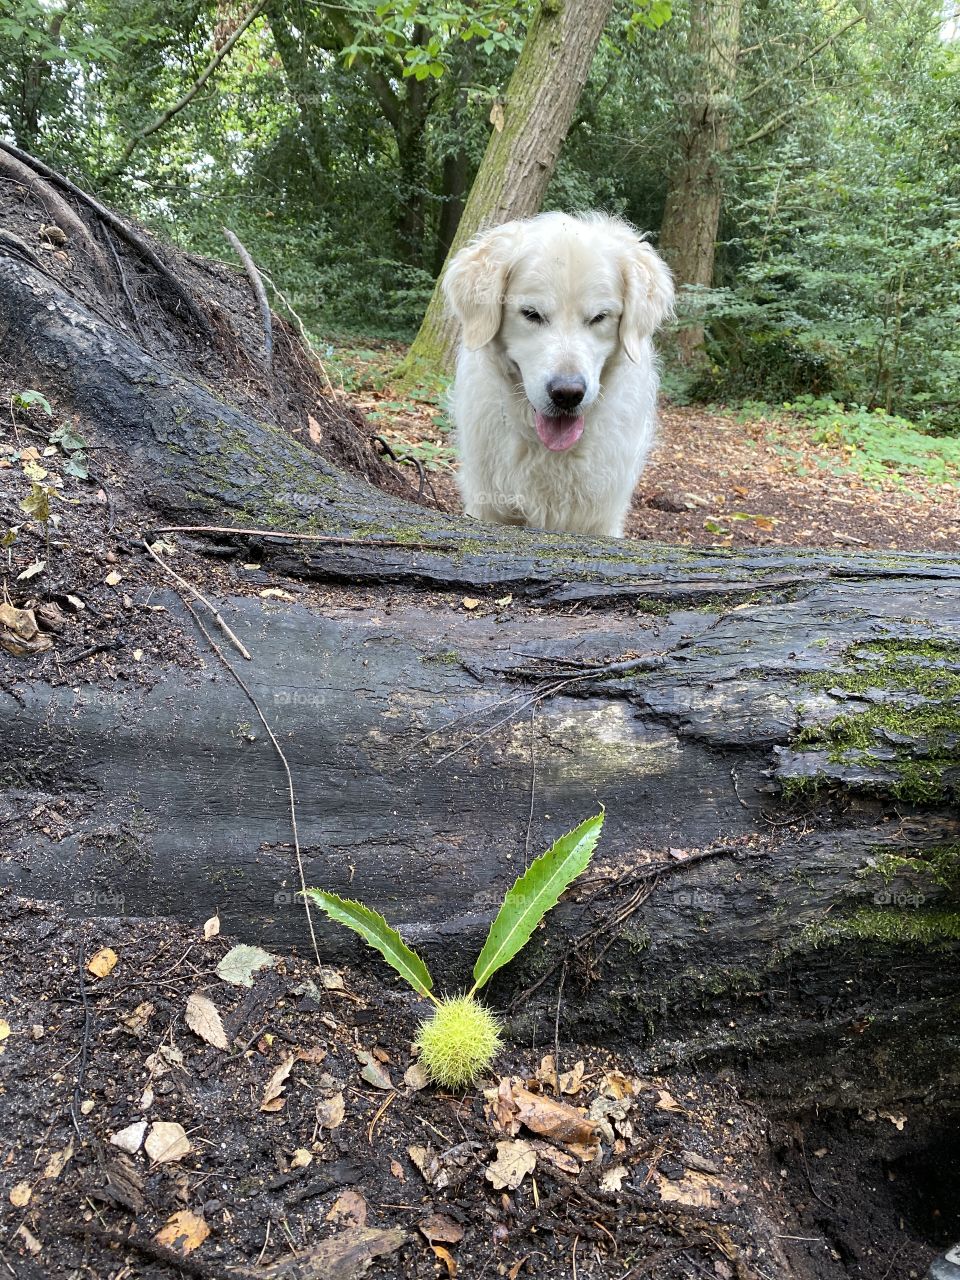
[443,212,674,538]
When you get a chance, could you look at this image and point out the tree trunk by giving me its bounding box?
[399,0,615,380]
[2,247,959,1109]
[659,0,743,363]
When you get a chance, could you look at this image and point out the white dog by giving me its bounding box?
[443,212,674,538]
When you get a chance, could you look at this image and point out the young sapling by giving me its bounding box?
[303,810,604,1087]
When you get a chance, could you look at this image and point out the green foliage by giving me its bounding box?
[301,891,433,998]
[12,389,52,415]
[470,811,604,994]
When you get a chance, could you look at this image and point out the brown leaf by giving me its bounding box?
[42,1141,73,1180]
[231,1227,406,1279]
[9,1182,31,1207]
[509,1081,599,1149]
[154,1210,209,1256]
[529,1139,579,1175]
[86,947,118,978]
[432,1244,458,1277]
[185,992,229,1051]
[316,1092,346,1130]
[121,1001,154,1037]
[260,1055,295,1110]
[144,1121,192,1164]
[326,1189,367,1229]
[403,1062,429,1091]
[485,1139,537,1190]
[202,914,220,941]
[390,1158,405,1181]
[0,602,54,656]
[357,1049,392,1090]
[418,1213,464,1245]
[307,414,324,447]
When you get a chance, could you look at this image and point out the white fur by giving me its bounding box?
[443,211,674,538]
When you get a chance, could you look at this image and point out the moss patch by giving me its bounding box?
[804,905,960,948]
[788,638,960,803]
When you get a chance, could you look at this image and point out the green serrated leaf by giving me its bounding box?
[471,812,604,994]
[303,890,433,998]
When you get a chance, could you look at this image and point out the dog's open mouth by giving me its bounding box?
[534,410,584,452]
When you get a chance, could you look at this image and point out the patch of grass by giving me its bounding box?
[721,396,960,489]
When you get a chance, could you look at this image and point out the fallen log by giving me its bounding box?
[1,232,959,1112]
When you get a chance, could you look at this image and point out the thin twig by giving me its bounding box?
[525,703,538,868]
[143,538,251,660]
[259,268,334,392]
[103,2,266,182]
[70,944,92,1137]
[105,233,147,345]
[223,226,273,375]
[175,593,321,968]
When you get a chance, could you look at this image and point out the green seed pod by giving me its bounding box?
[414,994,502,1088]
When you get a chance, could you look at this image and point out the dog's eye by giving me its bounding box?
[521,307,545,324]
[588,312,609,326]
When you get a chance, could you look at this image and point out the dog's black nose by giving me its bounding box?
[547,375,586,411]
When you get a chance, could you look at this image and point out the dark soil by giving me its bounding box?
[0,894,946,1280]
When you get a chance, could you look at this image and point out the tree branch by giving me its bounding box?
[101,0,266,183]
[740,12,865,105]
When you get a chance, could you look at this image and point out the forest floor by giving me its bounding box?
[2,896,950,1280]
[328,339,960,554]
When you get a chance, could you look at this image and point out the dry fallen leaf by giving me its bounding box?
[121,1001,154,1037]
[418,1213,464,1245]
[504,1080,599,1151]
[316,1092,346,1131]
[357,1049,392,1090]
[144,1121,192,1164]
[529,1139,579,1175]
[14,1223,41,1255]
[230,1227,406,1279]
[202,914,220,941]
[154,1209,210,1256]
[261,1055,295,1111]
[656,1089,684,1113]
[185,992,229,1051]
[326,1188,367,1228]
[86,947,118,979]
[9,1182,32,1208]
[404,1061,429,1091]
[290,1148,313,1169]
[390,1158,405,1181]
[461,596,480,611]
[0,602,54,656]
[104,569,122,586]
[656,1169,721,1209]
[110,1121,147,1155]
[432,1244,458,1278]
[600,1164,628,1192]
[485,1140,537,1191]
[260,588,296,601]
[42,1142,74,1180]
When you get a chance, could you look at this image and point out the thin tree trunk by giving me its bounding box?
[399,0,615,380]
[659,0,743,363]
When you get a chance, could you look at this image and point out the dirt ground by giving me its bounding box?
[1,178,957,1280]
[1,895,951,1280]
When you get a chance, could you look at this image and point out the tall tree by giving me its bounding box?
[399,0,616,379]
[658,0,743,363]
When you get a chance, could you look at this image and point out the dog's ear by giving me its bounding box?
[443,223,520,350]
[619,238,674,363]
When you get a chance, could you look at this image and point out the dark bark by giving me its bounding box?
[1,248,959,1109]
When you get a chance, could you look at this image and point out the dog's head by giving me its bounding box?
[443,212,673,452]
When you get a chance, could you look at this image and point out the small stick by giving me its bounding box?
[258,267,334,392]
[175,593,321,968]
[105,233,147,345]
[142,538,251,660]
[223,226,273,374]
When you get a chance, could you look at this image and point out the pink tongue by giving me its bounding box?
[535,411,584,452]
